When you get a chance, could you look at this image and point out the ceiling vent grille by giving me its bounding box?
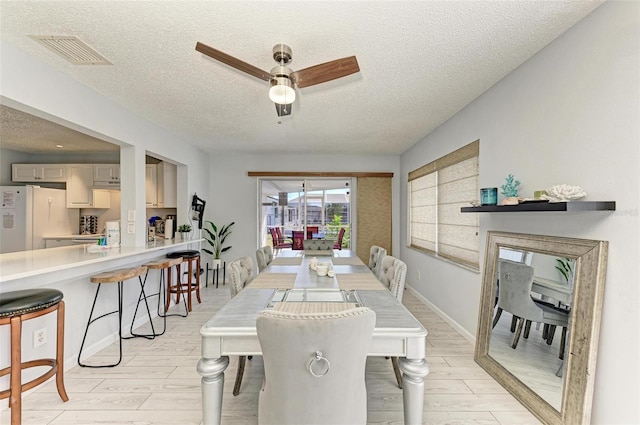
[29,35,112,65]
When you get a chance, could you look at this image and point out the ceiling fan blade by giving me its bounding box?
[195,42,271,81]
[275,103,292,117]
[290,56,359,88]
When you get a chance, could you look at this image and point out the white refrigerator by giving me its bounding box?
[1,186,79,253]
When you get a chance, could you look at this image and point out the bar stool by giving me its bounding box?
[132,257,188,338]
[166,251,201,312]
[0,289,68,425]
[78,266,149,368]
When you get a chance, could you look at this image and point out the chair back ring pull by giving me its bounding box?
[308,351,330,377]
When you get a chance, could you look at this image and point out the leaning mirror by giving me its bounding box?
[475,231,607,425]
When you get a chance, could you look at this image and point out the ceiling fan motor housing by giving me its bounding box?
[273,44,292,64]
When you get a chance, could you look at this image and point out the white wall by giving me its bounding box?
[208,152,400,265]
[0,40,211,243]
[400,2,639,423]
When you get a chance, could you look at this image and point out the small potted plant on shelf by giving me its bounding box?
[203,221,235,268]
[177,224,192,241]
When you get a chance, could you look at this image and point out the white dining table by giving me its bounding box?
[197,250,429,425]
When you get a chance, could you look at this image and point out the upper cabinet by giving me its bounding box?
[12,164,67,182]
[66,164,94,207]
[145,164,158,207]
[93,164,120,187]
[67,165,111,208]
[157,162,177,208]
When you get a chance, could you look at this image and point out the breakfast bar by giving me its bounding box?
[0,238,203,373]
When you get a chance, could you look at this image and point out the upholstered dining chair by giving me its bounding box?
[378,255,407,388]
[269,228,291,251]
[228,256,256,395]
[256,246,274,272]
[291,230,305,250]
[368,245,387,278]
[306,226,319,239]
[256,307,376,425]
[492,260,569,359]
[333,227,346,250]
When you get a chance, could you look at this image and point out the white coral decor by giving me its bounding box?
[543,184,587,202]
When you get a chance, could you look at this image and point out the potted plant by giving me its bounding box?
[177,224,192,240]
[203,221,235,267]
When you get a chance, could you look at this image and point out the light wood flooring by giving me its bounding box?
[3,284,542,424]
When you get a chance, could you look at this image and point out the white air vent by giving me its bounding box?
[29,35,112,65]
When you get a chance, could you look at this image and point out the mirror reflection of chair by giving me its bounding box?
[292,230,304,250]
[368,245,387,278]
[333,227,346,250]
[256,246,274,272]
[493,260,569,359]
[256,307,376,425]
[378,255,408,388]
[228,256,256,395]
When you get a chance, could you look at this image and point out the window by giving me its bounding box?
[408,140,479,269]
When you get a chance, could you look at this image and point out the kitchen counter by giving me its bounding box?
[0,237,206,376]
[42,234,104,240]
[0,238,203,284]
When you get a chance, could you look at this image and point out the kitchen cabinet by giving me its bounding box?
[145,164,158,207]
[12,164,67,182]
[67,165,111,208]
[157,162,177,208]
[93,164,120,187]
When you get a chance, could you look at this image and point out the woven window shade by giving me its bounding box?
[409,141,479,269]
[356,177,392,263]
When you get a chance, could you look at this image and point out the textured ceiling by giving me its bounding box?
[0,1,603,155]
[0,105,119,153]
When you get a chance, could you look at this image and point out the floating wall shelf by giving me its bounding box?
[461,201,616,213]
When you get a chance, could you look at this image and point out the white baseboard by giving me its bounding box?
[405,285,476,345]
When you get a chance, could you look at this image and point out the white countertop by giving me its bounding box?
[0,238,203,283]
[42,234,104,240]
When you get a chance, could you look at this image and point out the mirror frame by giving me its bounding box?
[475,231,608,425]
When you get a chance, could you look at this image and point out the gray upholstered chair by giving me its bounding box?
[227,256,256,395]
[492,260,569,359]
[256,246,274,272]
[368,245,387,278]
[256,307,376,425]
[378,255,407,388]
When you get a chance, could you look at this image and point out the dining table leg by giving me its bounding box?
[197,356,229,425]
[399,357,430,424]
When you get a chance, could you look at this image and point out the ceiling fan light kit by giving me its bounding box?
[269,65,296,105]
[195,41,359,116]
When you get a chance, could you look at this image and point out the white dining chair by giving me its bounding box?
[256,246,274,272]
[368,245,387,278]
[227,256,256,395]
[256,307,376,425]
[378,255,407,388]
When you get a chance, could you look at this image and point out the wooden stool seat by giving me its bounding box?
[166,251,201,312]
[0,288,68,425]
[79,265,152,368]
[145,257,183,270]
[90,266,147,283]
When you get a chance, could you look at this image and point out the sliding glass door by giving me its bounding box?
[259,178,351,250]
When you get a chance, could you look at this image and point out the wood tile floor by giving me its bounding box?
[3,284,542,424]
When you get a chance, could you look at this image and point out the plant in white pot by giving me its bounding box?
[203,221,235,267]
[177,224,192,240]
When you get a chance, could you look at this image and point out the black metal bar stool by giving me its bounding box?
[130,257,188,338]
[166,251,201,312]
[0,289,68,425]
[78,266,149,368]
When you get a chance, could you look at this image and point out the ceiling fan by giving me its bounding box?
[195,42,360,117]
